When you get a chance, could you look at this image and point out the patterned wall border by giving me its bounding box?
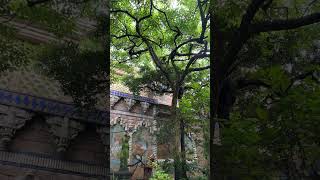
[0,89,108,125]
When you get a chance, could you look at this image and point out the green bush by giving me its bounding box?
[150,169,173,180]
[150,162,173,180]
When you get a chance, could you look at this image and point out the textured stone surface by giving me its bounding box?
[46,116,85,153]
[0,66,72,103]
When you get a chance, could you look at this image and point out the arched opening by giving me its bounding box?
[65,124,106,165]
[9,114,56,156]
[110,123,127,171]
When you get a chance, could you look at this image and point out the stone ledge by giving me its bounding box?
[0,151,107,177]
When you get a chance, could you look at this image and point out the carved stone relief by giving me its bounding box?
[110,124,126,171]
[140,102,150,114]
[124,98,136,111]
[110,95,121,109]
[46,116,84,153]
[0,105,33,150]
[130,127,155,165]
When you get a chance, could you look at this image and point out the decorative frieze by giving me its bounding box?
[46,116,85,153]
[0,105,33,150]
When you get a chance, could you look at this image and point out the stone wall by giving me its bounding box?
[0,163,99,180]
[0,95,109,180]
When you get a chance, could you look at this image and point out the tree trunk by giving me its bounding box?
[171,87,188,180]
[171,89,181,180]
[180,118,188,179]
[210,12,225,179]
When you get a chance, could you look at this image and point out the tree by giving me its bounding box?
[210,0,320,179]
[111,0,209,179]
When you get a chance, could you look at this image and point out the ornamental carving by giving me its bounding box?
[110,95,121,109]
[46,116,84,153]
[140,102,150,114]
[124,98,136,111]
[0,105,33,150]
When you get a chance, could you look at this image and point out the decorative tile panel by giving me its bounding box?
[0,89,108,125]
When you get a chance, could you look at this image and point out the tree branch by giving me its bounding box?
[236,79,272,90]
[222,0,268,76]
[26,0,51,7]
[250,12,320,33]
[111,9,138,21]
[188,65,210,72]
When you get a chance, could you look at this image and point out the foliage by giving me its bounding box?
[119,135,129,169]
[150,162,174,180]
[111,0,209,93]
[37,41,107,109]
[0,34,31,72]
[213,70,320,179]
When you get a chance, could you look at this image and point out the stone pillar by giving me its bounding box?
[151,120,157,158]
[0,105,33,151]
[127,131,133,166]
[46,116,84,157]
